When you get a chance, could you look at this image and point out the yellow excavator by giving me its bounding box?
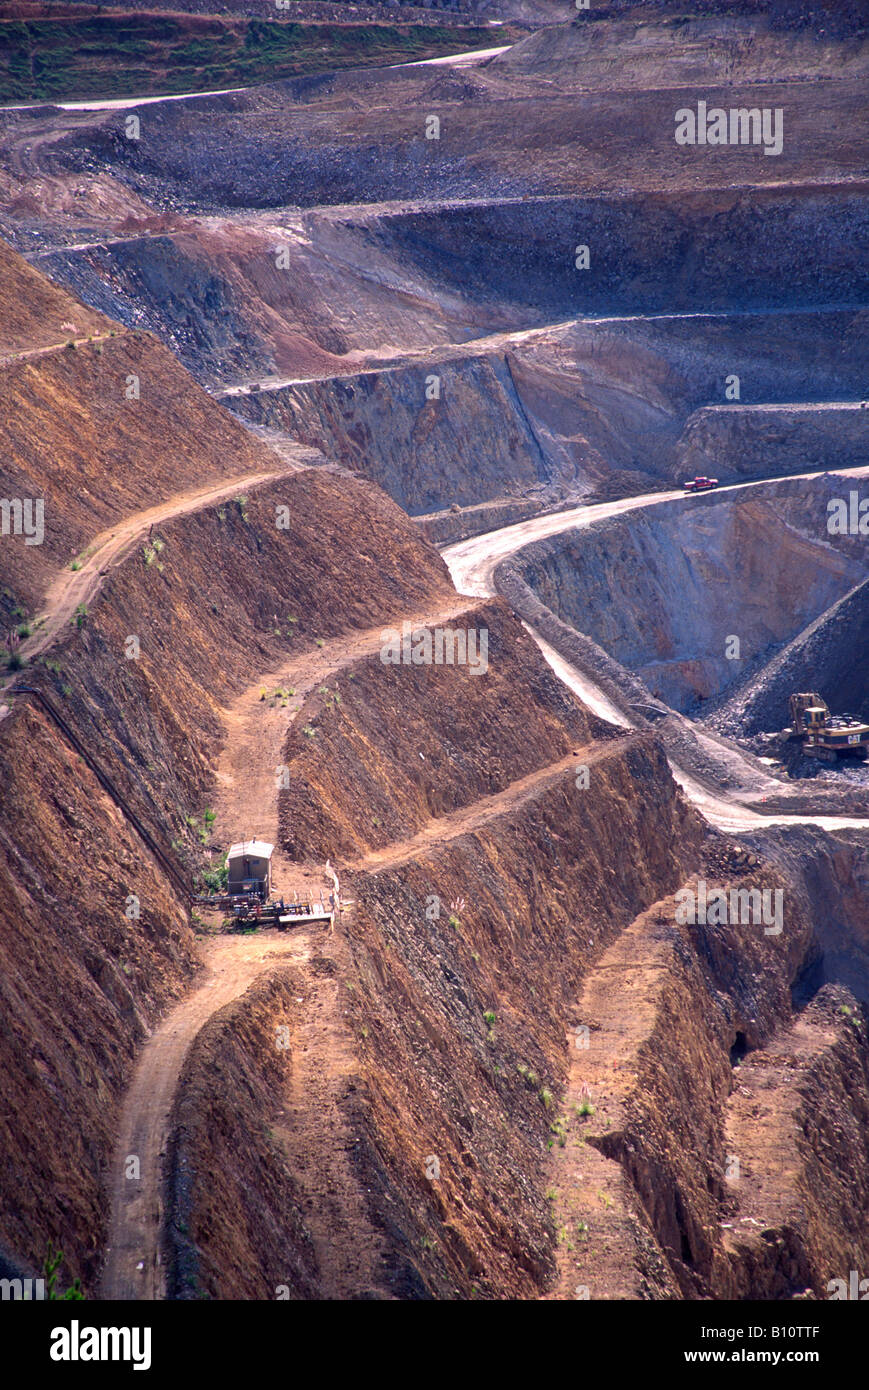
[787,693,869,762]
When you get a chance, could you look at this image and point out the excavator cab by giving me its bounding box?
[788,692,830,737]
[803,707,828,733]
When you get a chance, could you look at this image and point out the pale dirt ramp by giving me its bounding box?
[211,597,477,897]
[0,465,288,706]
[100,930,311,1301]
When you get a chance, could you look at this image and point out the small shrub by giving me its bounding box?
[550,1115,568,1147]
[43,1243,84,1301]
[202,854,228,893]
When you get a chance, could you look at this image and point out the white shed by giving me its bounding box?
[226,840,274,899]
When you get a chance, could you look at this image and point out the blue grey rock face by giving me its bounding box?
[518,482,867,715]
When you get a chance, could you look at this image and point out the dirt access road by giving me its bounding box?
[102,740,628,1300]
[100,930,310,1300]
[0,329,119,368]
[212,596,477,897]
[101,592,475,1299]
[0,464,301,705]
[97,464,867,1300]
[443,463,869,599]
[444,464,869,834]
[348,741,630,873]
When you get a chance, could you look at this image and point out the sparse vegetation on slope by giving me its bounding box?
[0,14,513,102]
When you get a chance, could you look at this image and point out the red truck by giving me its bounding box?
[683,475,719,492]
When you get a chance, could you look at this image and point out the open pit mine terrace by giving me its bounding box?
[0,5,867,1341]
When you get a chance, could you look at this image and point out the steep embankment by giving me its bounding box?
[277,601,607,861]
[173,599,869,1300]
[36,217,478,387]
[156,628,869,1300]
[0,243,457,1292]
[677,402,869,485]
[543,874,869,1301]
[716,985,869,1300]
[494,9,869,84]
[0,319,286,620]
[710,579,869,738]
[760,827,869,1006]
[0,466,454,1290]
[0,695,197,1292]
[161,638,707,1298]
[351,190,869,323]
[105,932,319,1302]
[232,354,552,515]
[0,13,506,104]
[338,738,703,1298]
[227,306,869,514]
[513,481,867,714]
[165,933,381,1301]
[0,233,110,352]
[517,309,869,497]
[13,468,455,905]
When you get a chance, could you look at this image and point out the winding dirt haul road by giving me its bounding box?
[443,464,869,833]
[96,459,868,1299]
[5,396,847,1301]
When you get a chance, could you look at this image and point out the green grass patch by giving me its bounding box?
[0,16,513,103]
